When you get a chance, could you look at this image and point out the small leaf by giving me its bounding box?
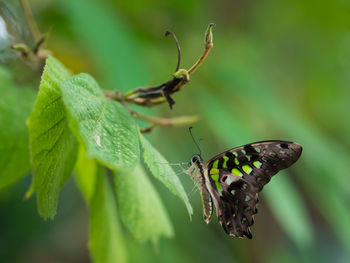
[74,145,98,204]
[60,73,139,170]
[89,167,127,263]
[114,164,174,244]
[28,56,78,219]
[0,66,36,190]
[139,133,193,218]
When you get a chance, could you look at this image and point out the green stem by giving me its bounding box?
[187,23,215,75]
[20,0,41,42]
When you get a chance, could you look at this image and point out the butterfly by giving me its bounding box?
[185,140,302,239]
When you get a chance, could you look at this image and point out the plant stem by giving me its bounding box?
[132,112,199,127]
[187,23,215,75]
[140,123,157,133]
[20,0,41,42]
[124,101,199,127]
[105,90,199,132]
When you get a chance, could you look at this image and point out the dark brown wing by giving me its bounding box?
[204,140,302,192]
[203,140,302,238]
[207,171,258,238]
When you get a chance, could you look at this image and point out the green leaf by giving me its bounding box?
[74,145,97,204]
[114,164,174,244]
[0,67,36,190]
[139,133,193,218]
[28,56,78,219]
[60,73,139,170]
[89,167,127,263]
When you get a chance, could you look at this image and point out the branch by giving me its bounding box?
[20,0,41,42]
[187,23,215,75]
[113,23,215,109]
[102,24,214,132]
[133,113,199,127]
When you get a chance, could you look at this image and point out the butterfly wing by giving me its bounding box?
[203,140,302,238]
[206,171,258,238]
[204,140,302,192]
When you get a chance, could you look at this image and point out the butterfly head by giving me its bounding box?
[188,126,203,169]
[190,154,202,165]
[184,154,204,181]
[189,153,204,169]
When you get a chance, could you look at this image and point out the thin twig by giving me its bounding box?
[125,101,198,127]
[113,23,214,109]
[134,113,199,127]
[165,30,181,72]
[140,123,157,133]
[187,23,215,75]
[20,0,41,42]
[106,89,199,131]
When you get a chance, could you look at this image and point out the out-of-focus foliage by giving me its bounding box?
[1,0,350,262]
[74,146,98,204]
[114,164,174,244]
[0,66,35,190]
[89,167,127,263]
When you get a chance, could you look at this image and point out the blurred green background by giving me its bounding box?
[1,0,350,262]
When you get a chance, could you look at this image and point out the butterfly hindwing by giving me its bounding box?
[207,171,258,238]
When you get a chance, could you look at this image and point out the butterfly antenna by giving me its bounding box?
[198,138,205,158]
[165,30,181,72]
[189,126,202,156]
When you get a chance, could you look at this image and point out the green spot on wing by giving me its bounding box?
[215,181,222,191]
[212,159,219,169]
[210,168,219,175]
[231,168,243,177]
[242,165,253,174]
[211,174,219,181]
[234,158,239,165]
[222,156,229,168]
[253,161,262,168]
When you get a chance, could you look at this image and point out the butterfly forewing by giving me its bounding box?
[204,140,302,192]
[202,140,302,238]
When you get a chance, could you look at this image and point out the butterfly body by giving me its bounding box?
[186,140,302,239]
